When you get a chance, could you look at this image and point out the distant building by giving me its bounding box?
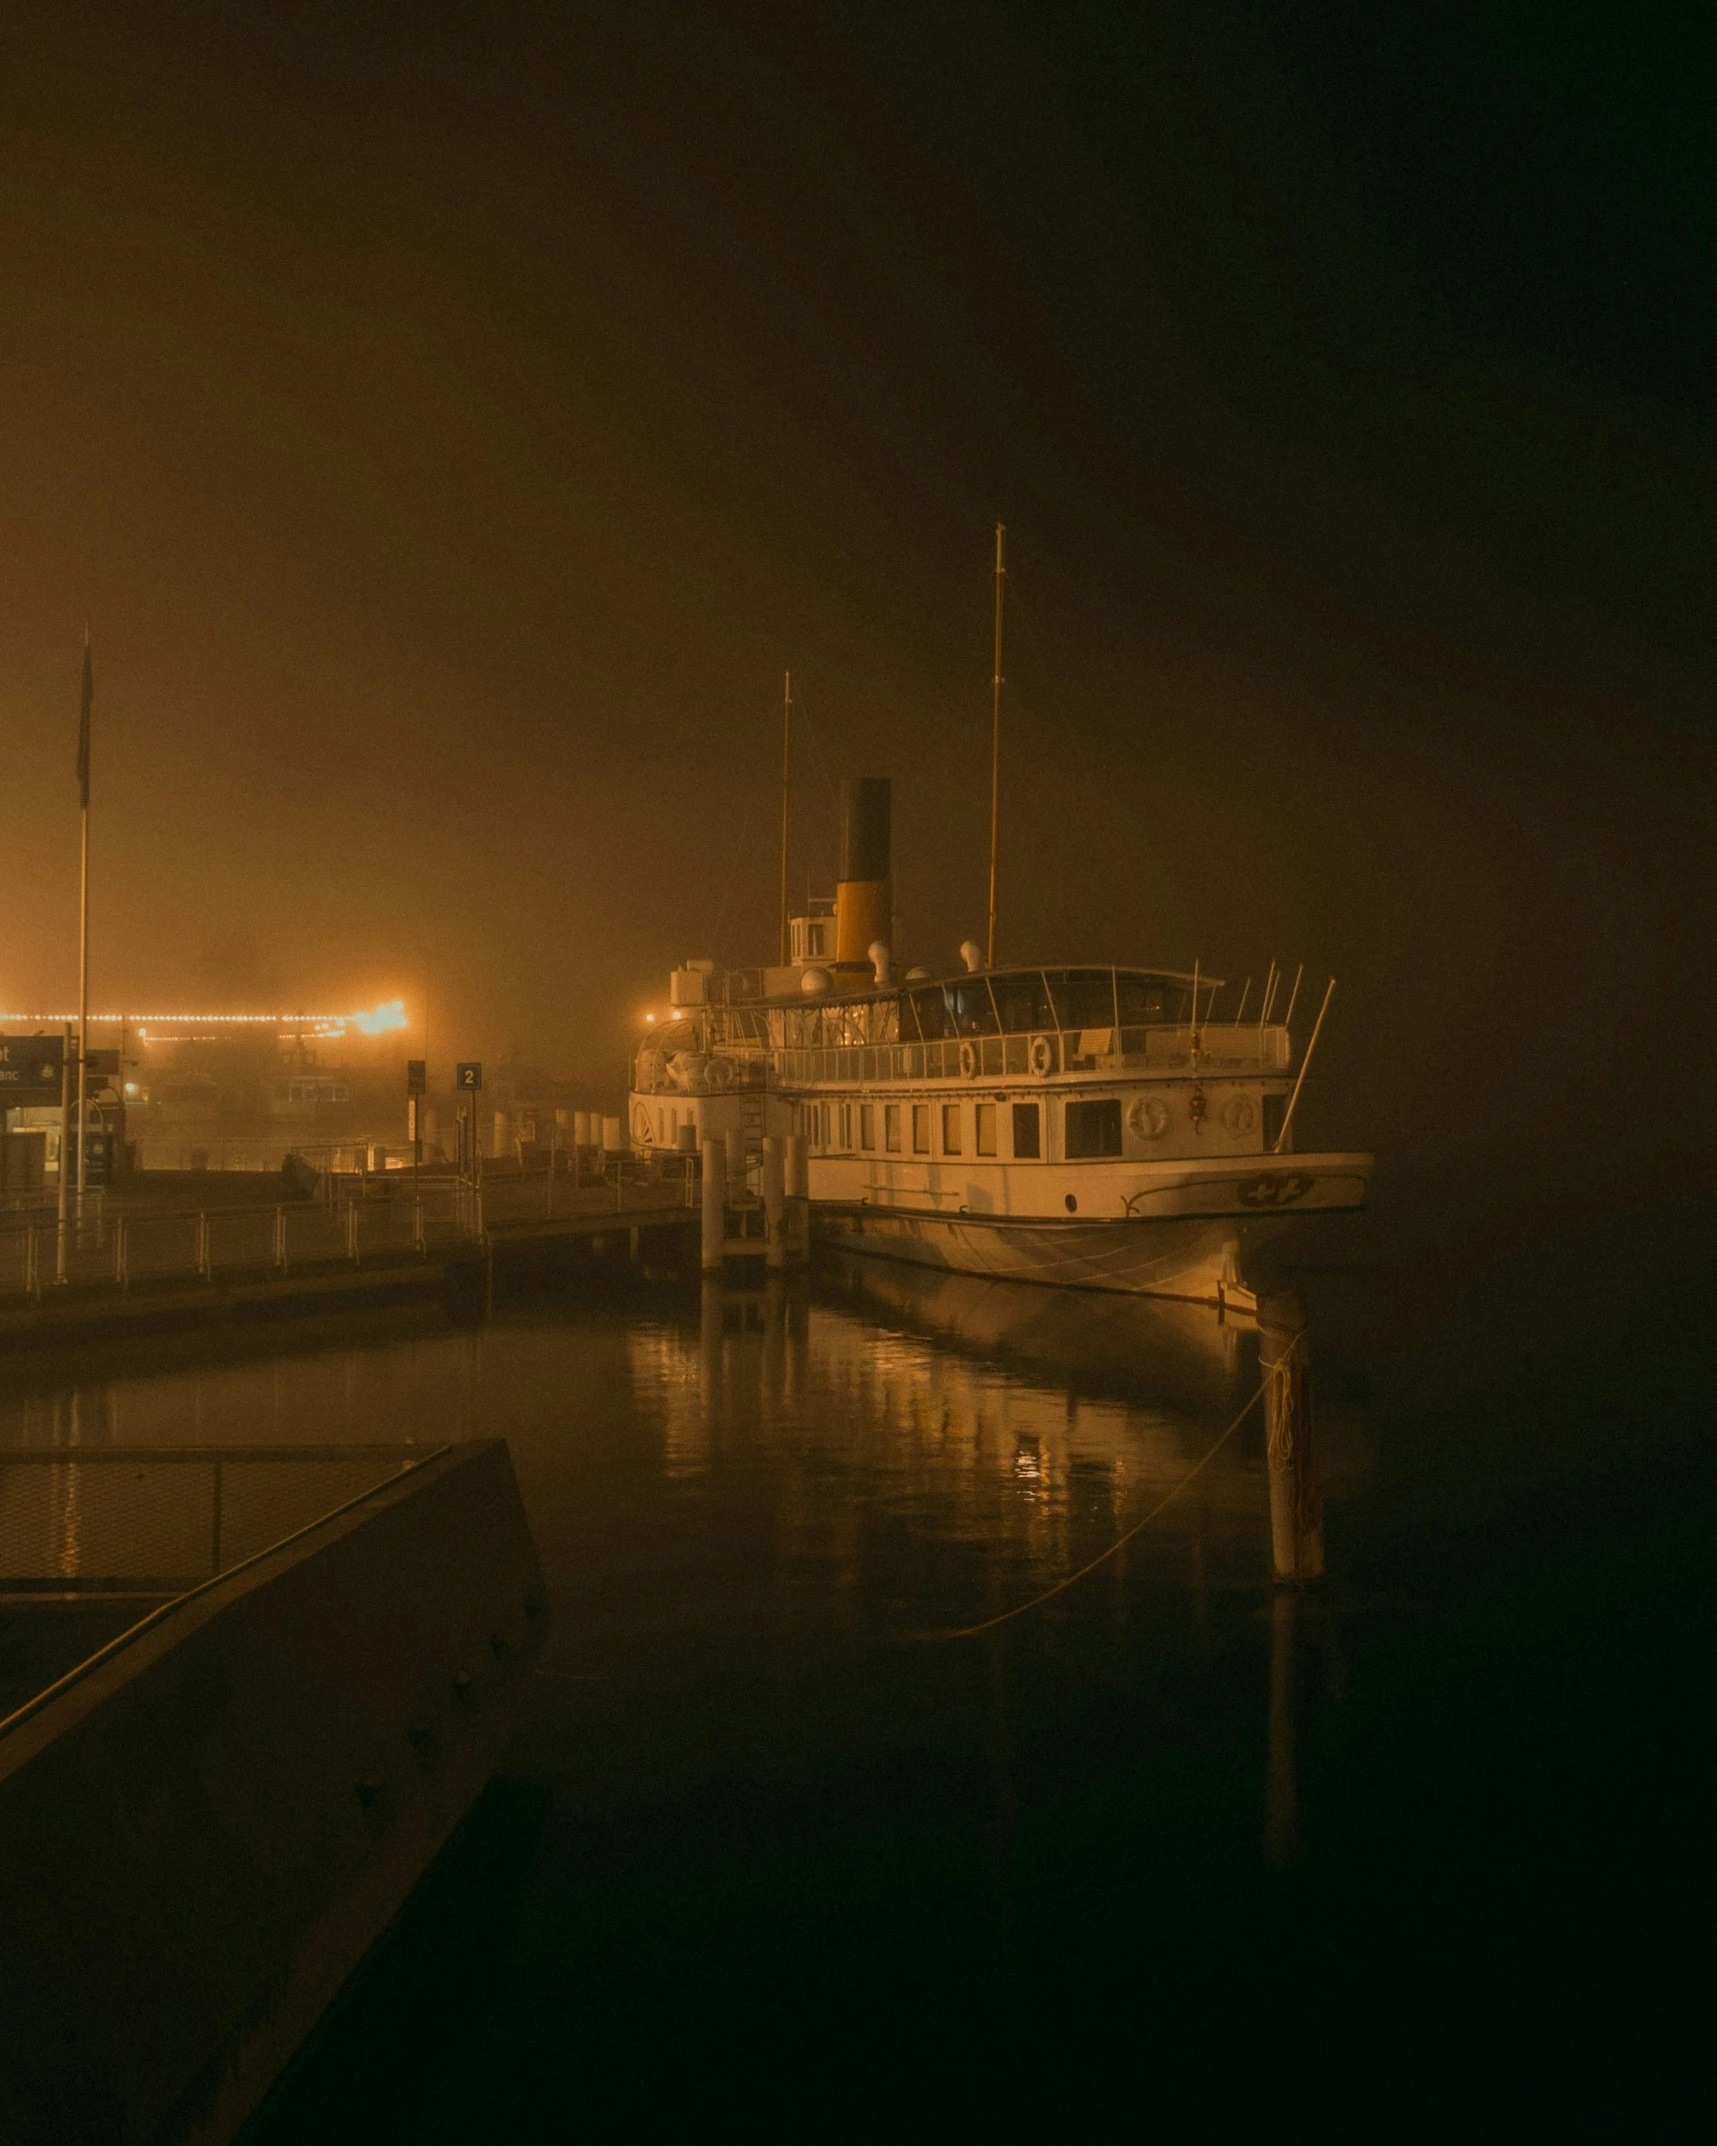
[0,1001,414,1174]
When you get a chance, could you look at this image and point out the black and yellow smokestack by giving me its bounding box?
[835,776,892,966]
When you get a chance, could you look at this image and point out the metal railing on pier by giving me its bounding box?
[0,1155,698,1306]
[0,1445,425,1595]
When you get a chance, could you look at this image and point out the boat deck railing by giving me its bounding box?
[641,1021,1290,1094]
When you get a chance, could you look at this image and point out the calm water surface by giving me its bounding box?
[2,1219,1708,2133]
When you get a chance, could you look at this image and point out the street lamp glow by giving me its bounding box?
[350,998,409,1036]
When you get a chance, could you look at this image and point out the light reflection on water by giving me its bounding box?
[0,1321,483,1456]
[6,1232,1702,2133]
[1,1263,1393,2131]
[0,1263,1365,1659]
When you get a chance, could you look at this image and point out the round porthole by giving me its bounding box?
[1064,1192,1078,1213]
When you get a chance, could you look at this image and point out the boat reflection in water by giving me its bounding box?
[634,1266,1259,1608]
[634,1256,1363,1861]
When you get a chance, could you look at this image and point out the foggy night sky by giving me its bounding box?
[4,2,1714,1259]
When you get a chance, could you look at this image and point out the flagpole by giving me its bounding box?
[74,629,91,1224]
[779,669,792,969]
[55,1022,71,1284]
[75,804,89,1219]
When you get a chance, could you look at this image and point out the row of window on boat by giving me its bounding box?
[691,970,1207,1049]
[804,1095,1129,1160]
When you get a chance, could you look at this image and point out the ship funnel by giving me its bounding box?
[835,776,892,966]
[959,938,984,973]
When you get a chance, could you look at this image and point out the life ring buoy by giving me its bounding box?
[1028,1033,1055,1078]
[958,1039,978,1079]
[1222,1093,1257,1136]
[631,1102,653,1146]
[1127,1095,1169,1141]
[704,1056,735,1091]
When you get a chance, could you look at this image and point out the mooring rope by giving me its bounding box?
[904,1371,1273,1644]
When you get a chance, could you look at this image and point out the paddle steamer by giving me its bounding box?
[628,533,1370,1302]
[627,774,1370,1303]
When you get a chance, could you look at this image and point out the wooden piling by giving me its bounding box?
[1259,1290,1324,1584]
[762,1137,786,1271]
[785,1132,809,1266]
[700,1139,725,1275]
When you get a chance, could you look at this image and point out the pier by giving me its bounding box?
[0,1441,546,2145]
[0,1145,808,1349]
[699,1132,811,1276]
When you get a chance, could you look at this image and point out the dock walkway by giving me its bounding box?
[0,1167,700,1348]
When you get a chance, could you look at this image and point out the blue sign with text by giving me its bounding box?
[0,1036,64,1098]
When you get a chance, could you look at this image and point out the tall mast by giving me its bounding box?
[986,520,1006,969]
[779,669,792,968]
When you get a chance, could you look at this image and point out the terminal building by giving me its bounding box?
[2,1001,587,1186]
[1,1002,414,1178]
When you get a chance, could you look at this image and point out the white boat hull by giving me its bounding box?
[816,1204,1250,1301]
[813,1150,1371,1302]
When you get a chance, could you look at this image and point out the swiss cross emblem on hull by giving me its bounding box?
[1236,1172,1314,1208]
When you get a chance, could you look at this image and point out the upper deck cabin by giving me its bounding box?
[634,965,1291,1094]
